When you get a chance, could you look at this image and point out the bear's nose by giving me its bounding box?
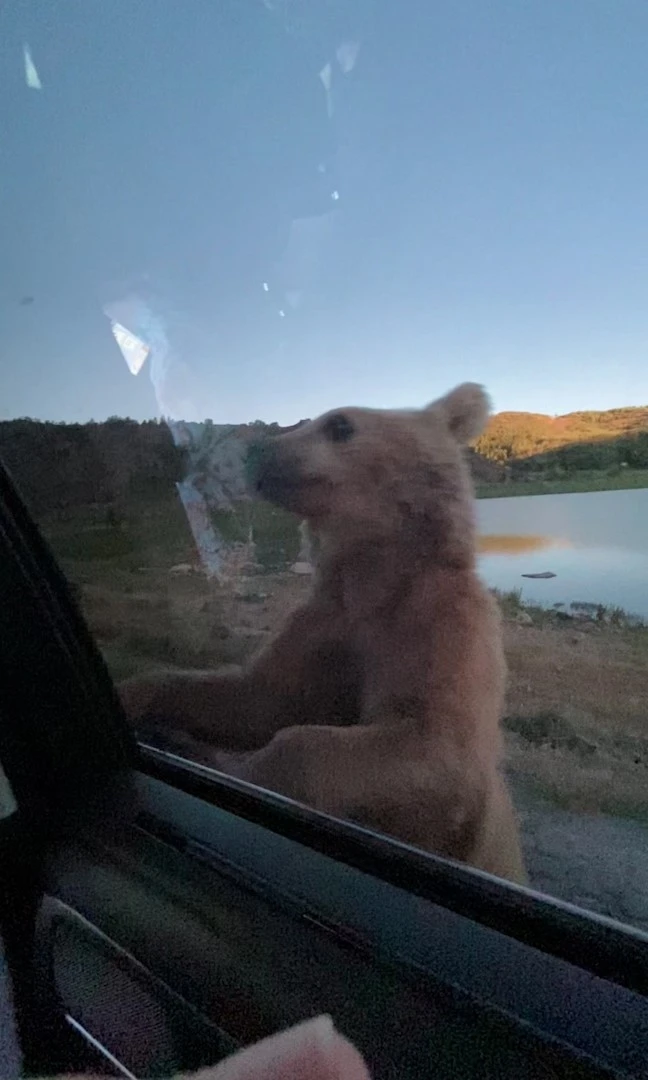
[247,438,303,505]
[246,438,284,496]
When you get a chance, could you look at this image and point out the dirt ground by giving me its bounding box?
[75,563,648,933]
[515,789,648,932]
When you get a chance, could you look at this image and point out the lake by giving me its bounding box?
[477,488,648,618]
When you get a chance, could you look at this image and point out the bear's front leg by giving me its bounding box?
[187,720,466,851]
[119,598,341,753]
[119,668,263,752]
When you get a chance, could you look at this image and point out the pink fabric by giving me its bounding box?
[54,1015,372,1080]
[199,1016,371,1080]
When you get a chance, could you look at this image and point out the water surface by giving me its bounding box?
[477,488,648,618]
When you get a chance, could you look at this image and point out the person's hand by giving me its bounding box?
[53,1013,371,1080]
[193,1015,371,1080]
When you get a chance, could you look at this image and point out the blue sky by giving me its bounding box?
[1,0,647,425]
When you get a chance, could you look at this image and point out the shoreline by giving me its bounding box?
[492,587,647,630]
[475,467,648,499]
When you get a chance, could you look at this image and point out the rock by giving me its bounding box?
[290,561,314,575]
[235,590,269,602]
[235,627,269,642]
[521,571,556,579]
[515,611,533,626]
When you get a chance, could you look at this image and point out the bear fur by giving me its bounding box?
[120,383,527,884]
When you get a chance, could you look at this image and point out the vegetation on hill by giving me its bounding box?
[0,417,185,516]
[1,403,647,526]
[475,405,648,473]
[0,416,505,521]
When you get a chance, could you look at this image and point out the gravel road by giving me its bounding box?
[515,792,648,933]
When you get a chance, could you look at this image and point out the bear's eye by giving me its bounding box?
[322,413,355,444]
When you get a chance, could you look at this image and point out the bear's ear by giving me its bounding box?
[426,383,491,444]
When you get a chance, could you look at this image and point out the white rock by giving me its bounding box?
[290,561,314,576]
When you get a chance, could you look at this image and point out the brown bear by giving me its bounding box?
[120,383,527,884]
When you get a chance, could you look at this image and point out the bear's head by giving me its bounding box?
[250,383,491,566]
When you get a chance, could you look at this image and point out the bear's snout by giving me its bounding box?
[248,439,302,506]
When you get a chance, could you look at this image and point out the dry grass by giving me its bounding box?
[504,620,648,738]
[55,508,648,824]
[75,564,307,681]
[502,617,648,818]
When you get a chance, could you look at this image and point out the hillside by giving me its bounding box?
[465,447,504,483]
[3,406,645,521]
[475,405,648,466]
[0,417,504,520]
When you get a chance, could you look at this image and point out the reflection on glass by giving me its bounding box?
[2,0,648,935]
[478,534,566,556]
